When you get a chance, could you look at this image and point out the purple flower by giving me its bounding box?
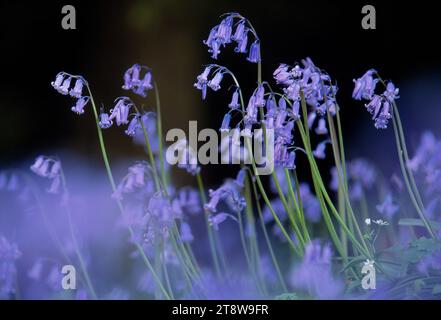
[207,71,224,91]
[58,77,72,95]
[179,222,194,243]
[352,69,378,100]
[125,114,140,136]
[289,240,343,299]
[98,112,113,129]
[109,97,132,126]
[51,73,65,91]
[313,141,328,159]
[208,212,237,231]
[247,40,261,63]
[205,178,246,213]
[228,89,241,109]
[70,78,85,98]
[315,118,328,135]
[122,64,154,97]
[71,96,90,115]
[216,15,234,44]
[376,194,399,219]
[112,162,154,200]
[220,113,232,132]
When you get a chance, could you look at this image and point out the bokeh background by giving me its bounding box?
[1,0,441,186]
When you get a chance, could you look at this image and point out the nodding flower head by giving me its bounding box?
[125,114,140,136]
[205,174,246,214]
[208,71,224,91]
[30,156,63,194]
[109,97,133,126]
[203,13,260,63]
[352,69,378,100]
[98,112,113,129]
[273,58,338,133]
[313,140,328,159]
[247,40,261,63]
[376,193,399,219]
[353,70,399,129]
[71,96,90,115]
[112,162,154,200]
[70,78,85,98]
[122,64,154,97]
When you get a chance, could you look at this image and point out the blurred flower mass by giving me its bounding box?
[1,11,441,300]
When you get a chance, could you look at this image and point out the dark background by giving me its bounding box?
[1,0,441,187]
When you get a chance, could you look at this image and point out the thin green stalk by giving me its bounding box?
[392,102,437,239]
[249,171,288,292]
[153,82,169,189]
[195,172,223,278]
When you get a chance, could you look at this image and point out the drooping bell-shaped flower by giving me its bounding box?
[313,141,327,159]
[228,89,241,109]
[216,15,234,44]
[98,112,113,129]
[71,96,90,115]
[58,77,72,95]
[247,40,261,63]
[352,69,378,100]
[315,118,328,135]
[125,114,140,136]
[51,73,65,91]
[220,113,232,132]
[208,71,224,91]
[70,78,84,98]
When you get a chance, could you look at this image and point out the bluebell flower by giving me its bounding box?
[51,73,65,91]
[315,118,328,135]
[179,222,194,243]
[207,71,224,91]
[228,88,241,109]
[58,76,72,95]
[203,13,260,63]
[71,96,90,115]
[70,78,85,98]
[112,162,154,200]
[289,240,343,299]
[247,40,261,63]
[208,212,236,231]
[376,194,399,219]
[352,69,378,100]
[216,15,234,44]
[122,64,154,97]
[220,113,232,132]
[109,97,133,126]
[313,141,328,159]
[125,114,140,136]
[98,112,113,129]
[205,177,246,213]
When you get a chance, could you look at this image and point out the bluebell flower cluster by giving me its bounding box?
[122,64,154,98]
[204,13,260,63]
[51,72,90,115]
[30,156,63,194]
[352,70,400,129]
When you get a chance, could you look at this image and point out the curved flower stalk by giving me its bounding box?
[353,70,436,239]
